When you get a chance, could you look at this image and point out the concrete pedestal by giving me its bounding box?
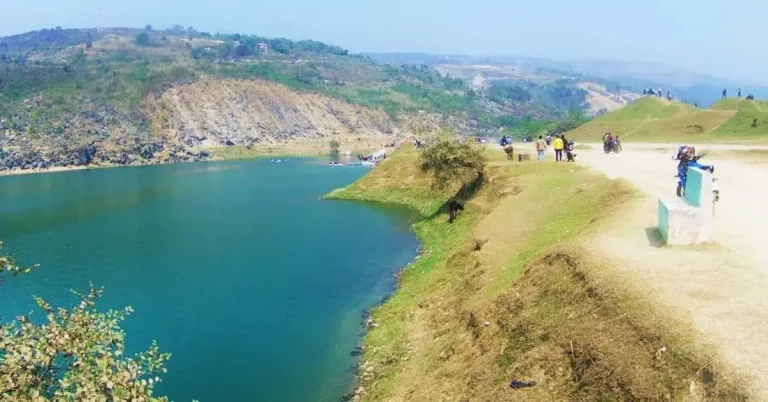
[658,167,714,245]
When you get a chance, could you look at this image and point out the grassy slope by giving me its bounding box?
[708,98,768,138]
[567,97,746,142]
[328,147,746,401]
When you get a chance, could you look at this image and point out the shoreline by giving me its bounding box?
[0,143,389,178]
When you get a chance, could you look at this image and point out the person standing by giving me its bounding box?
[722,88,727,98]
[738,88,742,98]
[535,135,546,161]
[562,135,574,162]
[553,135,564,162]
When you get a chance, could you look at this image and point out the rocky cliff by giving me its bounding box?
[0,79,409,172]
[147,79,399,149]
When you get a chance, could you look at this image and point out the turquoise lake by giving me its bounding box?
[0,159,419,401]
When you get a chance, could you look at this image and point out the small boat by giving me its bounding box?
[328,161,344,167]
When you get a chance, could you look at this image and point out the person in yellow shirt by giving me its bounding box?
[553,135,564,162]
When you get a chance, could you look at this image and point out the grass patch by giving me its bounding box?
[328,146,748,401]
[568,97,743,143]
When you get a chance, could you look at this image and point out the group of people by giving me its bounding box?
[535,134,574,162]
[602,132,622,153]
[723,88,755,100]
[643,88,674,100]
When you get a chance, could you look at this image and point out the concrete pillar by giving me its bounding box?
[657,167,714,245]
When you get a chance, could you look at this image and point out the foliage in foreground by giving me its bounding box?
[418,131,486,189]
[0,242,170,402]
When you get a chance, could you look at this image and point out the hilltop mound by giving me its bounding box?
[568,97,736,142]
[708,98,768,138]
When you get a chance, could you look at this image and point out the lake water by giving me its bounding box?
[0,159,419,401]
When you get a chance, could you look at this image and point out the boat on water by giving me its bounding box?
[328,161,344,167]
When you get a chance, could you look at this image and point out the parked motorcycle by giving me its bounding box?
[673,153,720,209]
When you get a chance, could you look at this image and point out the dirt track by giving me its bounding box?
[578,143,768,397]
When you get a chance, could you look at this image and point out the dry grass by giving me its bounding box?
[329,147,748,401]
[701,149,768,165]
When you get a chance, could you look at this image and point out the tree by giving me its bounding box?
[0,242,171,401]
[329,140,341,162]
[135,33,150,47]
[145,25,153,31]
[418,130,486,189]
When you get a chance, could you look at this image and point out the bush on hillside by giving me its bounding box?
[135,33,150,47]
[418,130,486,189]
[0,242,171,401]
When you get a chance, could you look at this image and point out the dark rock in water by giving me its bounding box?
[225,140,235,146]
[199,150,211,158]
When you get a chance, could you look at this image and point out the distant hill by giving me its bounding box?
[566,96,768,142]
[366,53,768,108]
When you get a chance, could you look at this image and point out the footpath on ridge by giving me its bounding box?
[577,142,768,398]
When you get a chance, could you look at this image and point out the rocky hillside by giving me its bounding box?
[148,79,397,149]
[0,27,596,172]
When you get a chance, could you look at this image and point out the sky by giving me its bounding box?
[3,0,766,84]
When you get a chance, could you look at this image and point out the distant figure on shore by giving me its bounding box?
[738,88,742,98]
[657,88,662,97]
[722,88,727,98]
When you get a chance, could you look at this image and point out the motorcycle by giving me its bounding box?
[673,154,720,208]
[604,139,621,154]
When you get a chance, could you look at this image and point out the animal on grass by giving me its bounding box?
[504,146,514,160]
[448,200,464,224]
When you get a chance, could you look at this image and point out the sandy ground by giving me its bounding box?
[577,143,768,397]
[0,165,87,177]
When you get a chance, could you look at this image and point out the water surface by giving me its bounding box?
[0,159,419,401]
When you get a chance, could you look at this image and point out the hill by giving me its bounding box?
[0,27,592,173]
[327,147,746,401]
[566,97,751,142]
[708,98,768,138]
[368,53,768,107]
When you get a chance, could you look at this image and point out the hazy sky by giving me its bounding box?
[3,0,765,83]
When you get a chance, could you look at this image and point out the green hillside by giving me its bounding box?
[708,98,768,138]
[566,97,755,142]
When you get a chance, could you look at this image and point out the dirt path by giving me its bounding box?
[578,143,768,397]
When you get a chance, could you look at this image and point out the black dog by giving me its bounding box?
[448,200,464,224]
